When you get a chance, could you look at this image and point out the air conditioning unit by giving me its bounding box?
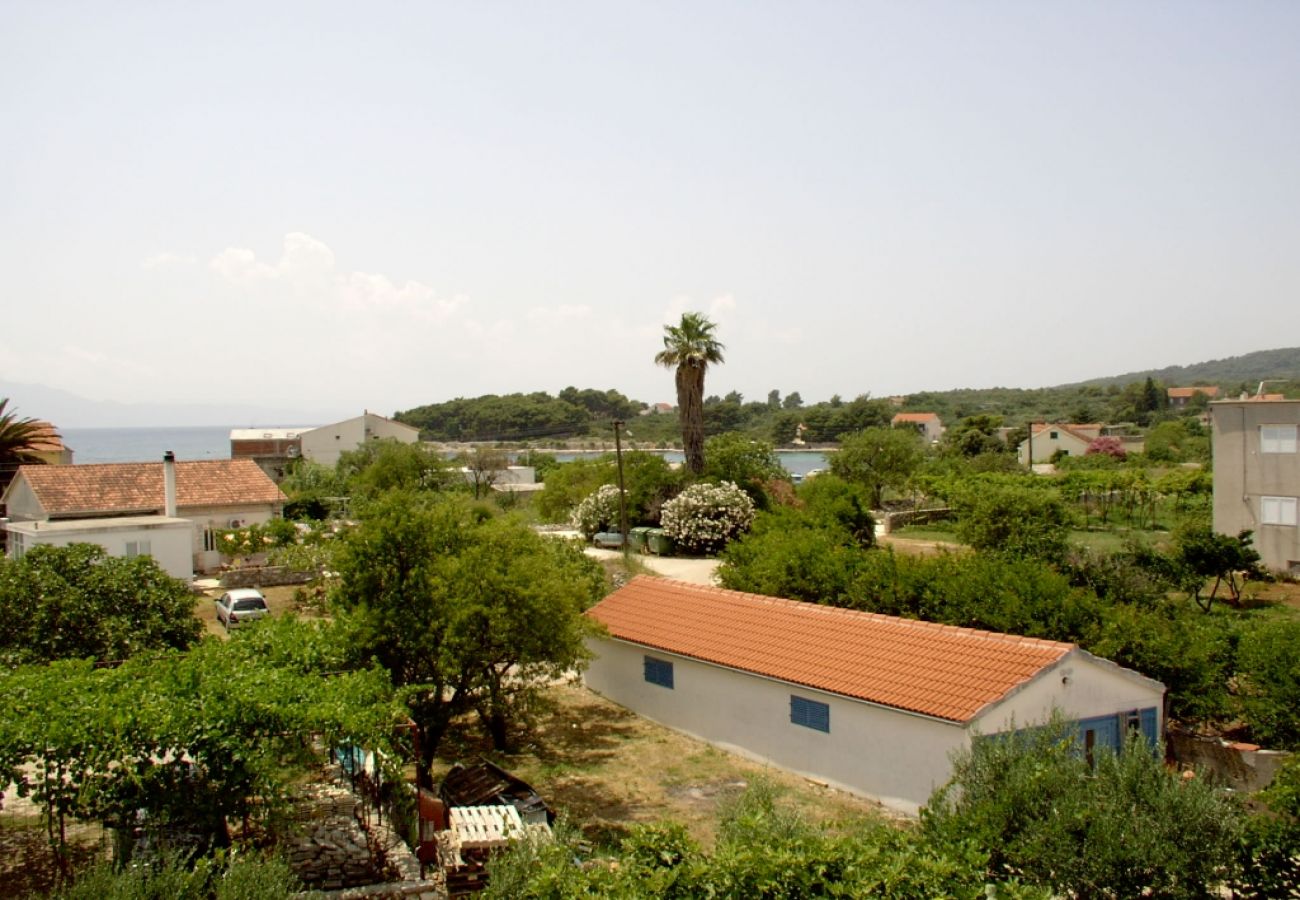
[228,518,247,529]
[287,446,300,458]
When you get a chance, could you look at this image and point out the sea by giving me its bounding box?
[60,427,830,476]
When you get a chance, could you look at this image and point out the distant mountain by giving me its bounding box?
[0,379,349,428]
[1068,347,1300,390]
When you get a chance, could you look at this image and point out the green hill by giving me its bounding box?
[1069,347,1300,389]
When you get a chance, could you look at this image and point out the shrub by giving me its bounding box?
[1235,617,1300,749]
[660,481,756,554]
[718,508,867,603]
[923,716,1244,898]
[571,484,623,538]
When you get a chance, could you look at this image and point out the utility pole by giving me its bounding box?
[613,420,629,551]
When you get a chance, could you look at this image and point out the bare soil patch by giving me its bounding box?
[192,584,315,638]
[432,682,895,849]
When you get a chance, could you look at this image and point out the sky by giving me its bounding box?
[3,2,1299,425]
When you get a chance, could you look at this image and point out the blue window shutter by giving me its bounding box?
[1139,707,1158,748]
[790,696,830,733]
[643,656,674,689]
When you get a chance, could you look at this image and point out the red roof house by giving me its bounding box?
[584,577,1163,813]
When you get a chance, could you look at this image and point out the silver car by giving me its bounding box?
[214,589,269,630]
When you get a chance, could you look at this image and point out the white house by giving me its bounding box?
[584,577,1164,815]
[4,516,193,580]
[891,412,945,444]
[2,453,286,575]
[299,411,420,467]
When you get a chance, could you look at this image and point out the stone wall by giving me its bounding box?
[880,508,953,535]
[220,565,315,589]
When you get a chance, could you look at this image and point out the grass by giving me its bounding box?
[430,682,893,849]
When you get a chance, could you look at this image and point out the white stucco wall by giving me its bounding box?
[300,414,419,467]
[973,649,1164,737]
[1,477,46,520]
[4,517,194,580]
[182,504,278,572]
[585,640,1166,815]
[584,637,970,814]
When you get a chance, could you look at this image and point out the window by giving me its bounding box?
[125,540,152,558]
[643,656,674,689]
[203,526,218,552]
[790,695,830,733]
[1262,496,1298,526]
[1049,430,1059,439]
[1261,425,1298,454]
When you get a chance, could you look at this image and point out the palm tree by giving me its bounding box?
[655,313,725,475]
[0,397,54,492]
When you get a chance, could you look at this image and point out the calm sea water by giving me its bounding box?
[61,427,830,476]
[61,426,233,464]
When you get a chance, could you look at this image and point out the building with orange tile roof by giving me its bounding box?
[890,412,945,443]
[1168,385,1220,409]
[584,577,1164,813]
[2,455,286,576]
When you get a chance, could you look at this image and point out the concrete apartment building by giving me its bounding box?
[1211,398,1300,575]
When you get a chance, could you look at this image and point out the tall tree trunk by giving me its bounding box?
[677,363,706,475]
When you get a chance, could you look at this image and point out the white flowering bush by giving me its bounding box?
[572,484,623,538]
[660,481,756,555]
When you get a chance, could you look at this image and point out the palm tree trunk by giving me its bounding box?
[677,363,706,474]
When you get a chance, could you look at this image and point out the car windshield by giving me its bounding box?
[234,599,266,611]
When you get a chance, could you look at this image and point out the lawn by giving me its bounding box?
[430,681,895,849]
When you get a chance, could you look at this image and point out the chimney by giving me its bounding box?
[163,451,178,518]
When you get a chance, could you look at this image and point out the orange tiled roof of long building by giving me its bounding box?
[586,576,1074,723]
[15,459,286,516]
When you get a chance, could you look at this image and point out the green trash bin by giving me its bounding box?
[646,528,675,556]
[628,527,652,553]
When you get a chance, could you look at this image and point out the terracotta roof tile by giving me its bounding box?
[587,577,1073,722]
[1168,386,1219,398]
[14,459,286,517]
[891,412,940,423]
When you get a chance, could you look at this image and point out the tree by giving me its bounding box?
[0,397,53,494]
[458,445,509,499]
[702,433,788,508]
[782,391,804,410]
[718,507,867,603]
[829,427,924,508]
[338,439,452,499]
[951,483,1073,562]
[331,492,603,776]
[655,312,725,475]
[0,544,200,666]
[1174,525,1262,610]
[942,415,1006,458]
[1235,618,1300,749]
[766,389,781,409]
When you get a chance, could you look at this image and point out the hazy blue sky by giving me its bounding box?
[3,1,1298,422]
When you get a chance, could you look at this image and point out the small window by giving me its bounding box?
[234,598,267,612]
[202,527,218,552]
[1262,496,1298,526]
[1049,431,1059,439]
[125,540,152,558]
[790,695,830,733]
[1261,425,1298,454]
[643,656,674,689]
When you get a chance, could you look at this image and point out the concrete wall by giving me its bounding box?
[584,637,970,814]
[301,414,419,467]
[1212,400,1300,574]
[4,517,194,580]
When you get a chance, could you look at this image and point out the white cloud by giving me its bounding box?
[206,232,463,323]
